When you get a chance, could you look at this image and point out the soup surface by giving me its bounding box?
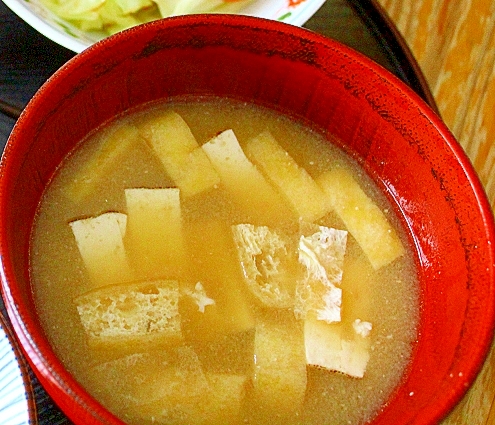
[30,97,419,425]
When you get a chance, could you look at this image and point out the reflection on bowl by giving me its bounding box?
[0,14,494,425]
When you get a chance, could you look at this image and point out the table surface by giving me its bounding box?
[0,0,437,424]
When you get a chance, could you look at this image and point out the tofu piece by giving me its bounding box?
[74,279,182,352]
[124,345,209,405]
[201,373,247,424]
[244,130,330,222]
[137,111,220,197]
[64,123,139,204]
[186,219,255,335]
[88,347,206,417]
[303,246,374,379]
[341,249,376,323]
[201,129,295,226]
[304,316,371,378]
[85,351,175,413]
[124,187,185,280]
[69,212,134,289]
[181,281,215,314]
[134,372,247,425]
[295,225,348,324]
[252,311,307,418]
[96,346,247,425]
[317,167,404,269]
[231,223,299,308]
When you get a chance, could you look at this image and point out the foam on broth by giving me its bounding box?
[30,97,419,425]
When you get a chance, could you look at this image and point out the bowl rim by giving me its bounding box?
[1,13,495,425]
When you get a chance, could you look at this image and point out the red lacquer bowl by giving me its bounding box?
[0,15,494,425]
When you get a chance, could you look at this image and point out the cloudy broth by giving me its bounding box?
[30,97,419,425]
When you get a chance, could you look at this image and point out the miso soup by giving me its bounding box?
[30,97,420,425]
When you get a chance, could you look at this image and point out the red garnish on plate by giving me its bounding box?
[289,0,306,6]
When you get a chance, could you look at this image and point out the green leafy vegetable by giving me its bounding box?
[42,0,252,35]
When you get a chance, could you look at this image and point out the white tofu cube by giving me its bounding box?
[69,212,134,288]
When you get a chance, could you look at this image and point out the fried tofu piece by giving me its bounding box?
[304,243,374,379]
[244,130,329,222]
[201,129,295,226]
[124,187,185,280]
[252,311,307,418]
[65,123,140,204]
[135,372,247,424]
[231,223,299,309]
[69,212,134,288]
[304,316,371,378]
[341,249,376,323]
[74,279,182,352]
[201,373,247,423]
[95,347,247,425]
[295,225,348,324]
[138,111,220,197]
[317,167,404,269]
[186,219,255,336]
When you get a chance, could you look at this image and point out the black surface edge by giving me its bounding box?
[348,0,440,115]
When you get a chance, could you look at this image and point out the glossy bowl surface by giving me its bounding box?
[1,14,495,425]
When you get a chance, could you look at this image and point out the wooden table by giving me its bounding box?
[0,1,456,424]
[376,3,495,425]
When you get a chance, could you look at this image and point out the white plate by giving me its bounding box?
[1,0,326,53]
[0,313,35,425]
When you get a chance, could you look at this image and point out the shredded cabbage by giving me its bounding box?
[42,0,252,35]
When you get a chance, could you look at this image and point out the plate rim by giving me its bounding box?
[0,310,38,425]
